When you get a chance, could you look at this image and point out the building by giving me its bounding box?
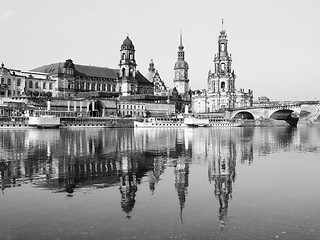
[146,59,168,96]
[173,33,190,95]
[0,63,57,98]
[192,21,253,113]
[171,33,192,113]
[32,36,153,99]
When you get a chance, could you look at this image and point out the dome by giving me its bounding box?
[174,60,189,70]
[121,36,135,50]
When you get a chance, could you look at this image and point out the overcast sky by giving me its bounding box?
[1,0,320,101]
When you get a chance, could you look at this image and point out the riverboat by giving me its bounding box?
[184,116,210,127]
[60,117,116,128]
[28,115,61,128]
[134,116,186,128]
[0,115,61,129]
[0,117,32,129]
[207,116,243,127]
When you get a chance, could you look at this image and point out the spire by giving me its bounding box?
[180,28,183,46]
[1,62,4,68]
[222,19,224,31]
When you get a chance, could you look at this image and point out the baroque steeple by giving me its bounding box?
[174,31,189,95]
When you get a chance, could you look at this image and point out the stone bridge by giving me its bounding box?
[226,104,301,126]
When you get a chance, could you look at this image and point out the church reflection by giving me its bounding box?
[208,140,236,229]
[174,156,190,223]
[1,126,319,221]
[117,155,138,219]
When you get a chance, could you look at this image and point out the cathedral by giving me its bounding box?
[192,21,253,113]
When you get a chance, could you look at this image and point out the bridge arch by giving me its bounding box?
[233,111,255,120]
[269,109,293,120]
[269,109,299,126]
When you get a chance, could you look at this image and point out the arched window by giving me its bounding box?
[122,68,125,77]
[221,63,225,73]
[221,43,225,51]
[29,81,33,88]
[221,82,225,91]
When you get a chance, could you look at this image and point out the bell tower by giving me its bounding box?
[207,20,236,109]
[173,32,189,95]
[119,36,137,96]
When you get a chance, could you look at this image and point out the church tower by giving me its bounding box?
[173,32,189,95]
[119,36,137,96]
[207,20,236,109]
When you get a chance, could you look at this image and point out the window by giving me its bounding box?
[49,83,52,90]
[97,84,101,91]
[91,83,95,91]
[43,83,46,89]
[102,84,106,91]
[35,82,39,89]
[221,63,225,72]
[7,79,11,85]
[107,84,111,91]
[221,82,225,90]
[17,78,21,86]
[86,83,90,90]
[112,85,116,92]
[29,81,33,88]
[221,43,225,51]
[1,78,4,84]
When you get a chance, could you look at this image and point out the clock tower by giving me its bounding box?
[173,33,189,95]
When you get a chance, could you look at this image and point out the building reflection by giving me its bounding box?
[117,155,138,219]
[174,156,190,223]
[208,136,237,230]
[1,126,320,220]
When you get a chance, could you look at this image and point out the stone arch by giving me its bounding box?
[269,109,293,120]
[233,111,254,119]
[270,109,299,126]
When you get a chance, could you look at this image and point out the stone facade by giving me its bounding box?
[0,63,57,98]
[192,22,253,113]
[173,33,189,95]
[146,59,168,96]
[31,36,153,99]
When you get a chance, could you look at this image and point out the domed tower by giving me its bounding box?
[173,33,189,95]
[119,36,138,96]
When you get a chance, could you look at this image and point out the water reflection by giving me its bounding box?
[1,126,320,223]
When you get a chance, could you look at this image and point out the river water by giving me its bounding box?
[0,126,320,240]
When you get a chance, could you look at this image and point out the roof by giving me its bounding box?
[121,36,135,50]
[32,62,118,79]
[136,71,153,86]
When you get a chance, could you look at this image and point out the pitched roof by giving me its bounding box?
[32,62,118,79]
[136,71,153,86]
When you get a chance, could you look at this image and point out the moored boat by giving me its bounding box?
[134,116,186,128]
[60,117,116,128]
[28,115,61,128]
[184,116,210,127]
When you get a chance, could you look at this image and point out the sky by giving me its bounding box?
[1,0,320,101]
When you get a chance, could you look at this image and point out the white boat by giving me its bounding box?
[208,118,243,127]
[184,116,210,127]
[28,115,61,128]
[134,116,187,128]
